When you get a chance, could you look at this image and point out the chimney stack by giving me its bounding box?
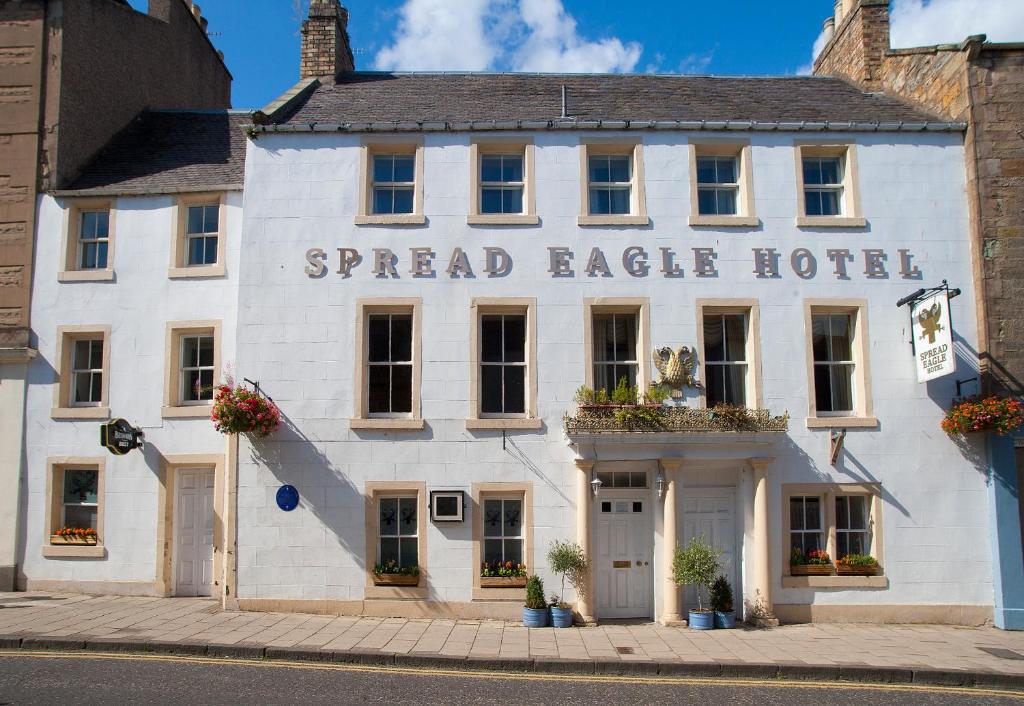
[813,0,891,91]
[300,0,355,82]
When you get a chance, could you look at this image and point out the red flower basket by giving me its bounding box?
[212,385,281,437]
[941,395,1024,436]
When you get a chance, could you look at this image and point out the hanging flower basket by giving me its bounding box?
[941,395,1024,436]
[212,384,281,437]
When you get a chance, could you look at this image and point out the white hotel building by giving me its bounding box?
[15,1,999,626]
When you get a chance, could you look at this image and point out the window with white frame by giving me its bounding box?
[592,313,638,395]
[372,154,415,215]
[836,495,870,557]
[378,496,418,569]
[71,338,104,406]
[789,496,824,554]
[696,156,739,216]
[78,210,110,270]
[703,313,747,407]
[179,334,215,403]
[481,314,526,416]
[811,313,855,414]
[480,153,525,215]
[62,469,99,530]
[368,313,413,415]
[185,204,219,266]
[596,471,647,489]
[802,156,843,217]
[587,154,632,215]
[482,497,523,565]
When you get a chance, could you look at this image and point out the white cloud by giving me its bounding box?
[889,0,1024,48]
[798,29,830,75]
[373,0,643,73]
[679,50,715,75]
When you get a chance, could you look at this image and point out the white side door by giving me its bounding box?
[681,489,737,612]
[594,497,653,619]
[174,468,216,597]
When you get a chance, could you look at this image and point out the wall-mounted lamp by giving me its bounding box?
[590,475,603,499]
[655,472,667,499]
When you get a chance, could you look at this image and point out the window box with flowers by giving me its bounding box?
[211,382,281,437]
[789,548,834,576]
[836,553,880,576]
[50,527,99,545]
[480,561,528,588]
[942,395,1024,436]
[373,561,421,586]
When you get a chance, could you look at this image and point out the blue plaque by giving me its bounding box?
[276,485,299,511]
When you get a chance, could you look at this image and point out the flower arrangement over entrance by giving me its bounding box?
[941,395,1024,436]
[212,381,281,437]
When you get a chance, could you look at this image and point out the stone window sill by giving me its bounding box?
[43,543,106,559]
[782,575,888,589]
[51,406,110,421]
[689,215,760,227]
[162,405,213,419]
[350,418,425,431]
[58,269,115,282]
[354,214,426,226]
[168,266,226,279]
[796,216,868,228]
[805,416,878,429]
[465,418,543,431]
[467,214,539,226]
[577,215,649,227]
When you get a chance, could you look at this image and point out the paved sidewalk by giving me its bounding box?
[4,592,1024,685]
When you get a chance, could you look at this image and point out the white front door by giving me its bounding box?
[682,489,737,612]
[174,468,216,597]
[595,496,653,619]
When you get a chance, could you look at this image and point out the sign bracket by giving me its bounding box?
[896,280,961,354]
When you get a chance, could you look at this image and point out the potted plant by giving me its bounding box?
[942,394,1024,436]
[836,553,881,576]
[789,548,834,576]
[372,560,420,586]
[672,535,721,630]
[710,575,735,629]
[547,540,588,628]
[51,527,98,545]
[522,575,548,627]
[480,560,528,588]
[212,382,281,437]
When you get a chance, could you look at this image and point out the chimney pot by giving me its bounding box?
[192,3,201,19]
[300,0,355,80]
[834,0,843,24]
[823,17,836,43]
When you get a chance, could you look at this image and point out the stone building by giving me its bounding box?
[0,0,231,590]
[813,0,1024,631]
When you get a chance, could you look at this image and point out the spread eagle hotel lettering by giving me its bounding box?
[912,292,956,383]
[303,246,924,281]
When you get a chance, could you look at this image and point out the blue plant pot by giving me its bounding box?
[714,611,736,629]
[522,607,549,627]
[550,606,574,628]
[689,610,715,630]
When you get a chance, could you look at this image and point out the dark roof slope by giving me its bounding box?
[64,111,249,195]
[277,72,944,126]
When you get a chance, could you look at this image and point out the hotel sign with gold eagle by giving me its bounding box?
[912,292,955,383]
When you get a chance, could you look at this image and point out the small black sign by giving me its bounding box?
[100,418,143,456]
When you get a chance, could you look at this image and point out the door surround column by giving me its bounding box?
[574,458,596,625]
[658,457,684,625]
[748,456,778,626]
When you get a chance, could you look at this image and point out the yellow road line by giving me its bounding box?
[2,649,1023,700]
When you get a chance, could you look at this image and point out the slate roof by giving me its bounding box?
[274,72,948,127]
[63,111,249,195]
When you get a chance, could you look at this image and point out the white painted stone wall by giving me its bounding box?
[20,192,241,588]
[234,130,991,611]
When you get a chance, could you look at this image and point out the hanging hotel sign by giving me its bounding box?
[100,418,144,456]
[911,291,956,383]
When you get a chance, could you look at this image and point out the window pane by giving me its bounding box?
[696,157,717,184]
[608,187,630,214]
[204,236,218,265]
[811,315,830,362]
[90,371,102,402]
[481,156,503,182]
[484,539,503,563]
[392,156,415,183]
[398,498,417,536]
[368,366,390,414]
[804,497,821,530]
[368,315,390,363]
[723,314,746,362]
[480,188,503,214]
[379,497,398,534]
[63,469,98,504]
[721,366,745,406]
[74,372,93,404]
[187,206,204,234]
[629,472,646,488]
[615,316,636,361]
[73,340,91,370]
[715,188,737,215]
[818,189,840,216]
[706,365,725,407]
[849,533,866,555]
[589,187,609,214]
[81,212,97,238]
[379,537,399,565]
[503,538,523,564]
[502,156,523,182]
[188,237,205,266]
[589,156,610,183]
[203,205,219,233]
[481,365,503,414]
[182,336,199,367]
[819,158,840,184]
[502,188,523,214]
[399,538,417,568]
[829,364,853,412]
[805,190,822,216]
[608,156,630,182]
[814,365,834,412]
[503,366,525,413]
[390,315,412,362]
[829,314,852,360]
[703,315,725,362]
[848,496,867,530]
[373,187,394,214]
[717,157,737,184]
[836,496,849,529]
[613,473,630,488]
[697,189,718,215]
[503,500,522,536]
[373,156,394,183]
[198,336,214,367]
[803,159,822,185]
[95,242,108,269]
[198,369,214,400]
[503,316,525,362]
[391,187,414,214]
[483,500,502,537]
[390,365,412,414]
[481,316,503,363]
[597,472,613,487]
[64,505,97,530]
[790,497,804,531]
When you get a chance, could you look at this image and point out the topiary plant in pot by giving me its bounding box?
[672,535,721,630]
[547,540,589,628]
[522,575,548,627]
[710,574,735,629]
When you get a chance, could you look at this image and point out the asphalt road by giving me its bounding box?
[0,652,1022,705]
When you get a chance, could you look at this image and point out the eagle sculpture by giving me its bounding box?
[653,346,699,393]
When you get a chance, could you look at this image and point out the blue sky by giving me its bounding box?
[128,0,1024,110]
